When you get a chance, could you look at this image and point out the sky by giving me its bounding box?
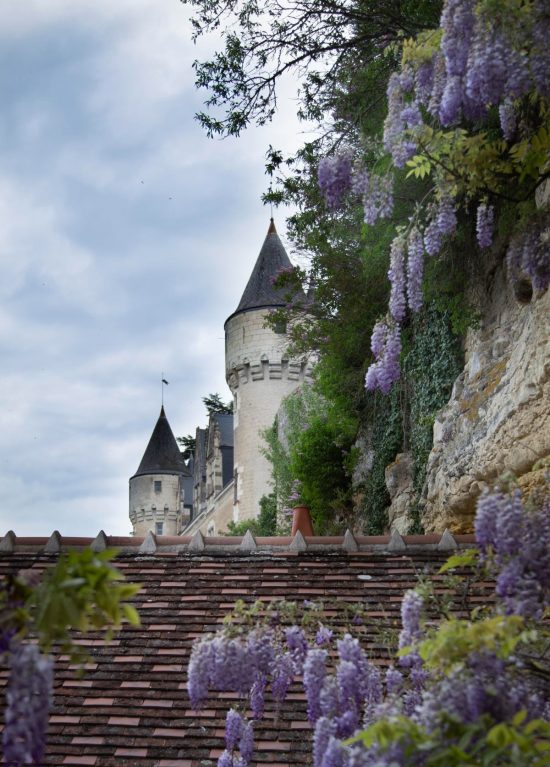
[0,0,309,536]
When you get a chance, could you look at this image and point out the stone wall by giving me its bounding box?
[183,480,234,537]
[225,308,313,521]
[423,271,549,532]
[129,473,183,536]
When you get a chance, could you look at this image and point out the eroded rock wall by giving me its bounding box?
[423,267,550,533]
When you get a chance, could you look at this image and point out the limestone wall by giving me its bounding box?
[183,480,234,537]
[423,274,550,532]
[129,473,183,536]
[225,309,313,521]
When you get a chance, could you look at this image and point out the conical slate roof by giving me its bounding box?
[132,406,190,478]
[228,219,299,320]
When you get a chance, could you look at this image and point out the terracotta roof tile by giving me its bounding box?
[0,535,488,766]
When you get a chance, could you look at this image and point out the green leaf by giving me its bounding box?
[439,549,478,573]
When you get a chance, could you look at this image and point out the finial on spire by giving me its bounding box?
[161,373,169,407]
[268,217,277,234]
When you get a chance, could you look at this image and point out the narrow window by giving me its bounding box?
[274,319,287,334]
[154,480,162,493]
[155,522,163,536]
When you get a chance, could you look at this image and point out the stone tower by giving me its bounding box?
[129,406,192,536]
[225,219,312,522]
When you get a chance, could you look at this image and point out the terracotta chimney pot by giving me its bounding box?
[291,506,314,537]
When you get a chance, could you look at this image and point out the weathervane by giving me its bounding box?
[161,373,169,406]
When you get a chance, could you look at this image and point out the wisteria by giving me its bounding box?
[475,489,550,620]
[388,237,406,322]
[365,323,401,395]
[506,214,550,295]
[406,228,424,312]
[186,486,549,767]
[498,98,517,141]
[318,152,353,209]
[476,203,494,249]
[362,174,394,226]
[383,73,419,168]
[325,0,550,400]
[3,643,53,767]
[436,196,457,236]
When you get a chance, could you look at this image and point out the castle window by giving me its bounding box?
[155,522,163,536]
[274,319,287,334]
[154,480,162,493]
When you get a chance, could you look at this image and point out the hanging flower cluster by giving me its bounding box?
[3,643,53,767]
[318,155,394,228]
[357,0,550,395]
[506,211,550,294]
[187,487,549,767]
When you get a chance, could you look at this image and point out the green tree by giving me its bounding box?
[181,0,441,136]
[202,392,233,415]
[223,493,278,536]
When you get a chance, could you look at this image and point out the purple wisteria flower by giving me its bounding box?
[415,60,434,106]
[506,217,550,295]
[428,51,448,118]
[385,665,403,695]
[271,651,295,704]
[363,174,394,226]
[370,320,387,358]
[285,625,308,667]
[476,203,494,248]
[441,0,476,78]
[532,0,550,98]
[318,152,353,209]
[225,709,243,750]
[239,720,254,764]
[365,324,401,395]
[250,673,266,719]
[437,196,457,235]
[388,237,406,322]
[304,648,328,723]
[474,489,550,620]
[247,628,275,676]
[424,217,443,257]
[498,99,517,140]
[316,624,333,646]
[218,750,233,767]
[320,736,346,767]
[398,591,424,652]
[313,717,336,767]
[3,643,53,767]
[440,74,464,125]
[407,228,424,313]
[384,74,418,168]
[187,636,212,708]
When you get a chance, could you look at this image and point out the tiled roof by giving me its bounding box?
[0,531,490,767]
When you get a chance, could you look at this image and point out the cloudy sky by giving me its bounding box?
[0,0,308,536]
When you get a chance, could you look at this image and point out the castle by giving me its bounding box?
[129,219,313,537]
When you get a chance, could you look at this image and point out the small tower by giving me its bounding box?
[225,219,312,521]
[129,406,191,536]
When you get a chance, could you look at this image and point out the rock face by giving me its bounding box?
[423,267,550,533]
[385,452,414,534]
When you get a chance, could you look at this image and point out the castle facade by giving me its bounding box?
[129,219,313,536]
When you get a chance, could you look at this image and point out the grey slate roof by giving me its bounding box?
[227,219,302,321]
[212,412,234,447]
[132,406,190,478]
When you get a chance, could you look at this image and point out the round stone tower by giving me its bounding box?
[225,219,313,522]
[129,406,191,536]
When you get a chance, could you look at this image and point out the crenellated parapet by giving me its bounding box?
[227,357,313,390]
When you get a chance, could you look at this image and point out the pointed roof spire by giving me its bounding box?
[227,218,302,321]
[132,407,190,478]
